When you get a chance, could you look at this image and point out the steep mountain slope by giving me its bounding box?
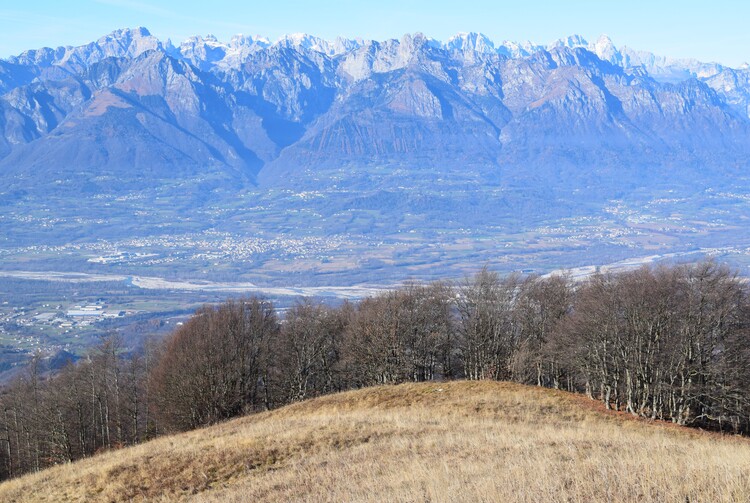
[1,381,748,502]
[1,51,269,193]
[1,27,749,194]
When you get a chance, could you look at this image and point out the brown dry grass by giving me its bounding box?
[2,381,750,502]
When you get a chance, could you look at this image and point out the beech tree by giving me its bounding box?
[512,274,572,387]
[150,298,277,431]
[341,283,455,386]
[563,261,750,429]
[456,268,520,380]
[272,299,346,403]
[343,292,409,385]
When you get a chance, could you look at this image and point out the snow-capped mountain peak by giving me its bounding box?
[4,28,743,90]
[273,33,363,56]
[276,33,329,52]
[446,32,496,54]
[495,39,542,58]
[8,27,161,69]
[591,34,620,64]
[178,35,229,70]
[549,34,589,50]
[229,34,271,48]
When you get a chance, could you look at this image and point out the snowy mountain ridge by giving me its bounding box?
[4,27,737,83]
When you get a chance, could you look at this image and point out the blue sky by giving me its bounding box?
[1,1,747,66]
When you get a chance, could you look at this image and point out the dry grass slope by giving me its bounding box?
[1,381,749,502]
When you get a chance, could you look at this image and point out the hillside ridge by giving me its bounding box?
[1,381,749,502]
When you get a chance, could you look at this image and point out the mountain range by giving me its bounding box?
[2,27,750,192]
[2,28,750,284]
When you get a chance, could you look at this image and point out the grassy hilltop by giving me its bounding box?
[1,381,749,502]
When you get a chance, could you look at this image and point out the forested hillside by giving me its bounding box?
[0,260,748,480]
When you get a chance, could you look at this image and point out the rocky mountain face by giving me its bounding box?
[0,27,748,201]
[0,28,750,194]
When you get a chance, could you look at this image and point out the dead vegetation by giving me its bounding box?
[1,380,749,502]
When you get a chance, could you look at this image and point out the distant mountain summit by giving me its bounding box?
[7,27,163,70]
